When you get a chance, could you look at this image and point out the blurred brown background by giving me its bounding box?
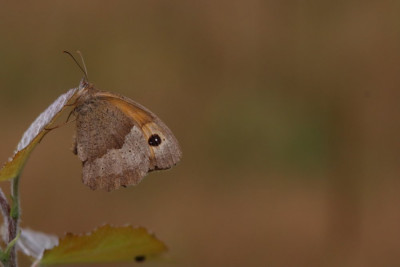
[1,1,400,266]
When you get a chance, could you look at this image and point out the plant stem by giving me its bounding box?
[0,188,10,264]
[7,175,21,267]
[0,188,10,225]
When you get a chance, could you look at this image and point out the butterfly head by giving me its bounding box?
[74,78,98,107]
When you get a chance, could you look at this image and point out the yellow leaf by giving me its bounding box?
[39,225,167,266]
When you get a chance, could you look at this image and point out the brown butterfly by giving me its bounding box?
[67,52,182,191]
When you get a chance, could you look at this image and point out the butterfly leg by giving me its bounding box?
[44,108,76,131]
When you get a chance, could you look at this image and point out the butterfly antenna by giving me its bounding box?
[76,50,89,80]
[63,50,89,81]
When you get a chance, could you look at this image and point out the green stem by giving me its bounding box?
[11,175,20,221]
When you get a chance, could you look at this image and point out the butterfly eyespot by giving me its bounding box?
[148,134,162,146]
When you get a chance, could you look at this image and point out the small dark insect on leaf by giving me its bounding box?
[134,255,146,262]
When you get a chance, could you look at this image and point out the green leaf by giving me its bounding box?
[0,87,79,181]
[39,225,167,266]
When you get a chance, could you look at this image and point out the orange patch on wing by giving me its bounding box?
[102,97,153,127]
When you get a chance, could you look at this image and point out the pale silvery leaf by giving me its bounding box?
[17,228,59,260]
[1,225,58,259]
[0,80,85,181]
[16,87,78,152]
